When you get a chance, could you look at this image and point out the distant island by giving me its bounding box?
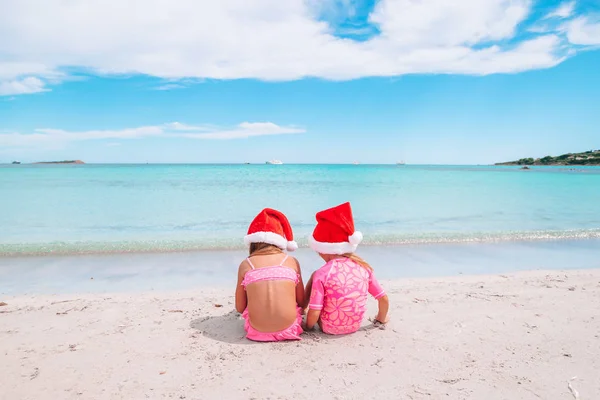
[34,160,85,164]
[496,150,600,166]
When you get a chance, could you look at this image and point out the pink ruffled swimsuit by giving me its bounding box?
[308,258,386,335]
[241,255,303,342]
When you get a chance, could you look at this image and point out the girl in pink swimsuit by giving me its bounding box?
[235,208,305,342]
[305,202,390,334]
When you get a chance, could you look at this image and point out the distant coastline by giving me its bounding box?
[496,150,600,166]
[34,160,85,165]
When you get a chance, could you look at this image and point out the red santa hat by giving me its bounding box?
[244,208,298,251]
[309,202,363,254]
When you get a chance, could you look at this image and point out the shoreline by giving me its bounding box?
[2,228,600,257]
[1,269,599,399]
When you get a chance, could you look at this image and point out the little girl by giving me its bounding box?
[305,202,389,334]
[235,208,305,341]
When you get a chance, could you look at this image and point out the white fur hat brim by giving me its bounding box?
[308,235,360,255]
[244,231,297,251]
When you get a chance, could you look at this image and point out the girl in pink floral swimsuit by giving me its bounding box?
[305,202,389,334]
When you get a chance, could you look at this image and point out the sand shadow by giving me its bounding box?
[190,310,255,345]
[190,311,386,344]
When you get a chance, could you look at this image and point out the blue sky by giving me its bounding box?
[1,0,599,164]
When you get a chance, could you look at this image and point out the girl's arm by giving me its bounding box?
[368,271,389,324]
[305,271,324,329]
[305,309,320,330]
[294,258,305,308]
[234,262,248,313]
[302,272,314,310]
[375,295,389,324]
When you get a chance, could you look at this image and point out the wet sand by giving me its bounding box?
[2,239,599,295]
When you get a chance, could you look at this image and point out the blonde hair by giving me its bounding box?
[342,253,373,271]
[249,242,283,257]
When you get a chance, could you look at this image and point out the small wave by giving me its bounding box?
[1,228,599,257]
[362,229,600,246]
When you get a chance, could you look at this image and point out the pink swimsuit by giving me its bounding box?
[308,258,386,335]
[241,255,303,342]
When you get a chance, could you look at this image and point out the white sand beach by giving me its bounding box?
[1,269,599,400]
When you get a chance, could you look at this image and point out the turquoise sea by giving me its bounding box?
[2,163,600,294]
[1,163,600,256]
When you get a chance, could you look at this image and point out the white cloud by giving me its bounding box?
[0,0,593,95]
[369,0,530,46]
[0,62,55,81]
[565,17,600,45]
[0,77,47,95]
[0,61,66,95]
[179,122,305,140]
[0,122,305,147]
[544,1,576,19]
[154,83,187,91]
[164,122,213,132]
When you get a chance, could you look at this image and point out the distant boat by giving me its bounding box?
[266,160,283,165]
[396,160,406,165]
[352,161,360,165]
[11,161,21,164]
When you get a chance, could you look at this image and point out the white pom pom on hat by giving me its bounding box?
[348,231,363,246]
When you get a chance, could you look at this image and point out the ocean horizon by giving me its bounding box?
[3,162,598,165]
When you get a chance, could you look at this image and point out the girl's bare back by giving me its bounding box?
[237,253,304,332]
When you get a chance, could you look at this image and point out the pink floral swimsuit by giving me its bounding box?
[308,258,385,335]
